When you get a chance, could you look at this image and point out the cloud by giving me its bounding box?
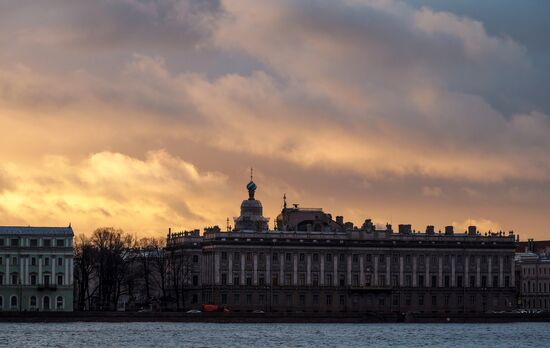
[0,151,233,236]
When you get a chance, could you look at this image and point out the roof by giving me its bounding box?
[0,226,73,236]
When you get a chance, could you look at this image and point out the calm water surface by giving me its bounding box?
[0,322,548,347]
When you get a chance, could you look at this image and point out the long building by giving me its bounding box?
[166,179,517,313]
[0,226,74,312]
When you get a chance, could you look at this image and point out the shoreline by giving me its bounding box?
[1,312,549,324]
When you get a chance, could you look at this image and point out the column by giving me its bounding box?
[20,258,25,285]
[293,254,298,286]
[359,255,365,286]
[510,258,515,286]
[228,252,233,285]
[374,255,379,286]
[425,256,430,287]
[476,256,481,287]
[488,257,492,287]
[65,257,69,286]
[320,254,325,286]
[214,252,221,285]
[253,253,258,285]
[347,255,352,286]
[451,256,456,287]
[465,256,469,288]
[385,255,390,286]
[266,253,271,284]
[240,253,245,285]
[279,253,284,285]
[52,255,56,284]
[399,256,404,287]
[306,254,312,286]
[499,256,504,287]
[412,255,417,287]
[333,254,338,286]
[38,259,42,285]
[6,260,9,285]
[438,256,443,287]
[26,258,30,285]
[69,258,73,285]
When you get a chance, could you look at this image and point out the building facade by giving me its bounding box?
[166,180,517,313]
[0,226,74,312]
[516,239,550,311]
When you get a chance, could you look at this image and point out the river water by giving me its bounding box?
[0,322,548,347]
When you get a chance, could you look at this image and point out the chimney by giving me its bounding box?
[398,224,411,234]
[445,226,454,235]
[468,225,477,236]
[426,225,435,235]
[336,216,344,225]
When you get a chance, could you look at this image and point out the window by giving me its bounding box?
[10,296,17,308]
[272,252,278,262]
[505,276,510,288]
[43,239,51,247]
[43,296,50,310]
[56,239,64,247]
[352,274,359,287]
[234,252,240,261]
[379,255,385,263]
[312,273,319,286]
[31,257,36,266]
[481,276,487,288]
[246,294,252,305]
[470,276,476,287]
[493,276,498,287]
[313,253,319,262]
[313,294,319,305]
[44,257,50,266]
[419,295,424,306]
[246,276,252,286]
[30,274,37,285]
[57,257,63,266]
[271,275,278,286]
[325,273,332,286]
[11,257,17,266]
[30,296,37,307]
[366,254,371,262]
[406,275,412,287]
[353,254,359,264]
[299,294,305,306]
[221,252,227,260]
[326,254,332,263]
[431,275,437,288]
[10,239,19,247]
[192,294,198,304]
[272,294,278,305]
[246,253,251,262]
[406,296,411,306]
[44,275,50,286]
[221,293,227,304]
[470,296,476,305]
[340,295,346,306]
[457,276,463,288]
[56,296,64,309]
[259,294,265,305]
[259,274,265,286]
[299,253,305,262]
[0,274,3,285]
[234,294,240,304]
[285,273,291,286]
[286,253,291,262]
[221,273,227,285]
[11,274,17,285]
[57,275,63,286]
[299,273,306,286]
[393,296,399,306]
[458,295,463,305]
[0,257,2,265]
[418,275,424,287]
[30,239,38,247]
[326,295,332,305]
[431,296,437,306]
[192,275,198,286]
[445,296,450,306]
[192,255,199,263]
[0,239,4,246]
[339,254,345,263]
[445,275,450,288]
[286,294,292,306]
[339,274,345,286]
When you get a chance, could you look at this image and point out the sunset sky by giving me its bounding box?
[1,0,549,240]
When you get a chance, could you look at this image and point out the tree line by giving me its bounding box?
[74,227,192,311]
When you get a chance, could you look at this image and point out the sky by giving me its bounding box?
[0,0,549,240]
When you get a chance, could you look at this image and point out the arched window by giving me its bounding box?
[43,296,50,310]
[56,296,64,310]
[30,296,37,308]
[10,295,17,308]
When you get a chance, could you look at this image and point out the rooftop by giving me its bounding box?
[0,225,73,236]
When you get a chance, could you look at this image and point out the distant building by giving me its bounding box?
[0,226,74,312]
[166,179,517,313]
[516,239,550,311]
